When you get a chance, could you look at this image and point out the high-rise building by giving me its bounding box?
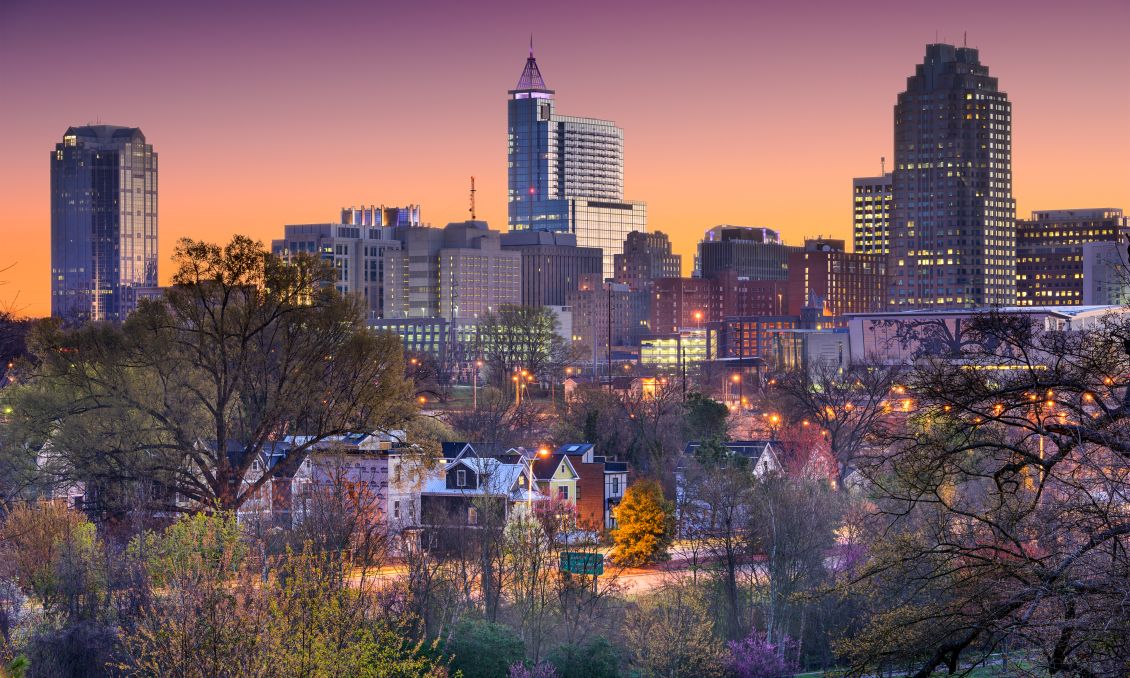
[507,46,647,274]
[272,223,401,320]
[1082,241,1130,307]
[51,125,157,322]
[1015,208,1128,306]
[786,239,887,316]
[614,230,682,289]
[696,226,796,281]
[853,173,892,254]
[890,44,1015,308]
[383,220,520,322]
[500,231,602,306]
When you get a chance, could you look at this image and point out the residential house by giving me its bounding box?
[556,443,631,530]
[531,454,580,504]
[419,455,539,549]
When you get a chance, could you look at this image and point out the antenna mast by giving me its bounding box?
[469,176,477,220]
[881,156,886,175]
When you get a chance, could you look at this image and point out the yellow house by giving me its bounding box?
[531,454,579,505]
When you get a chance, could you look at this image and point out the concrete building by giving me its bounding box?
[890,44,1015,309]
[786,239,887,317]
[696,226,796,281]
[273,223,401,320]
[383,220,520,322]
[51,125,157,322]
[853,173,892,255]
[1015,208,1128,306]
[650,277,723,334]
[566,274,633,363]
[500,230,602,306]
[614,230,682,289]
[1083,241,1130,306]
[507,46,647,273]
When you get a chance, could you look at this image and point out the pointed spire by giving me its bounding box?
[515,39,549,92]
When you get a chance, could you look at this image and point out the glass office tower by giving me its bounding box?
[890,44,1015,308]
[507,48,646,273]
[51,125,158,322]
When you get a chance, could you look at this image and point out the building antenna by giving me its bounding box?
[964,31,967,47]
[469,176,477,220]
[530,34,534,58]
[881,156,886,174]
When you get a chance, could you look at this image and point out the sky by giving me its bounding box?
[1,0,1128,317]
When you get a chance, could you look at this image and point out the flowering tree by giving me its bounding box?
[728,631,798,678]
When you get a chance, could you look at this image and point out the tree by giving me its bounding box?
[682,392,730,443]
[545,636,621,678]
[10,235,413,513]
[610,480,674,567]
[728,630,798,678]
[476,305,568,387]
[844,311,1130,676]
[446,618,524,678]
[623,584,727,678]
[775,360,900,484]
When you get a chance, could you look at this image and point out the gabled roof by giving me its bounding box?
[423,456,534,500]
[531,454,577,481]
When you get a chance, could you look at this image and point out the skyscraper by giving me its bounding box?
[507,45,647,274]
[890,44,1015,308]
[51,125,157,322]
[614,230,682,290]
[852,173,892,255]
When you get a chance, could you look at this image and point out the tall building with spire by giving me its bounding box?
[51,125,158,322]
[507,44,646,274]
[889,44,1015,308]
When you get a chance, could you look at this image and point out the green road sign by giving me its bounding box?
[560,551,604,575]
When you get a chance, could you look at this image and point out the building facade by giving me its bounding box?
[566,274,633,362]
[507,48,647,274]
[890,44,1016,309]
[853,173,892,254]
[272,223,401,319]
[614,230,682,289]
[697,226,795,281]
[786,239,887,316]
[500,230,602,306]
[650,277,723,334]
[51,125,158,322]
[383,220,520,322]
[341,204,422,229]
[1015,209,1127,306]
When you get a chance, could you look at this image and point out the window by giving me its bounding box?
[468,506,479,525]
[456,469,467,487]
[393,500,401,519]
[558,486,569,501]
[611,477,620,494]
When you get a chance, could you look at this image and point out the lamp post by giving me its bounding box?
[473,359,483,410]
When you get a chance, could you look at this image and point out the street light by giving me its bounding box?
[473,359,483,410]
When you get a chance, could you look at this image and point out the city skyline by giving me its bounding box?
[2,0,1129,316]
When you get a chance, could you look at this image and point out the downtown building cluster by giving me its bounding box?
[49,44,1128,382]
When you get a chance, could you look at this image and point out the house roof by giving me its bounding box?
[422,457,533,501]
[531,454,576,481]
[556,443,594,456]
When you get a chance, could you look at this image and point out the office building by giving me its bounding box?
[566,274,633,362]
[890,43,1016,308]
[272,222,401,319]
[383,220,520,322]
[507,46,647,274]
[1015,209,1128,306]
[786,239,887,316]
[614,230,682,289]
[500,230,602,306]
[650,277,723,335]
[715,270,789,317]
[696,226,796,281]
[853,173,892,254]
[1083,242,1130,306]
[51,125,157,322]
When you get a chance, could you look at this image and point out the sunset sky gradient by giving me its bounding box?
[1,0,1127,316]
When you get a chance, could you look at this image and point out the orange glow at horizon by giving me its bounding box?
[1,0,1127,317]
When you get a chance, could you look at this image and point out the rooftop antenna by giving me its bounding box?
[469,176,477,220]
[964,31,968,47]
[530,34,534,58]
[881,156,886,174]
